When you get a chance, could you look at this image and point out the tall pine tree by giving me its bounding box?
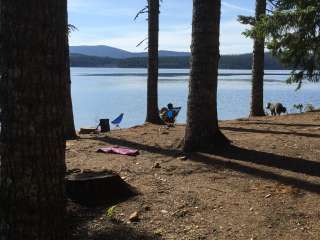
[239,0,267,117]
[251,0,320,88]
[184,0,229,153]
[146,0,162,124]
[0,1,68,239]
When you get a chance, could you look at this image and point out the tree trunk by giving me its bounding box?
[65,36,77,140]
[250,0,267,117]
[0,1,68,239]
[184,0,229,153]
[146,0,162,124]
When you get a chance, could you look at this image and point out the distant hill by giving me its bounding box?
[70,52,285,70]
[219,53,284,70]
[70,45,133,59]
[70,45,190,59]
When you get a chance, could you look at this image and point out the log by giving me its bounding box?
[79,127,97,134]
[65,170,137,206]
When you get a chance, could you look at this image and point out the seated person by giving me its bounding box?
[160,103,180,125]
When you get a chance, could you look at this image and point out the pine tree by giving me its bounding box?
[146,0,162,123]
[0,1,68,239]
[184,0,229,153]
[251,0,320,88]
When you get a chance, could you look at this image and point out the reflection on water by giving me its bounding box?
[71,68,320,129]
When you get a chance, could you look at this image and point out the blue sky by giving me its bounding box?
[68,0,255,54]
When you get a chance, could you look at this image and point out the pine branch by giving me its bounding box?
[134,6,148,21]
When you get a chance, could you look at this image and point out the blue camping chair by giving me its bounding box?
[111,113,124,128]
[164,107,181,126]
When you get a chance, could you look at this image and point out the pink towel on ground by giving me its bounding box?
[97,147,139,156]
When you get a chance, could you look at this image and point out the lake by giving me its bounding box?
[71,68,320,129]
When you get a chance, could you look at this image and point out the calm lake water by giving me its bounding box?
[71,68,320,129]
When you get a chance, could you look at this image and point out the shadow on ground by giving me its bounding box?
[240,121,320,128]
[92,135,320,194]
[91,135,181,157]
[189,151,320,194]
[84,225,161,240]
[209,144,320,177]
[69,203,161,240]
[221,126,320,138]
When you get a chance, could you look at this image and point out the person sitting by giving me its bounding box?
[160,103,181,127]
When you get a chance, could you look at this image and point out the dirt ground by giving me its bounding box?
[67,111,320,240]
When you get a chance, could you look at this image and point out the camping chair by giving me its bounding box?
[163,107,181,127]
[111,113,124,129]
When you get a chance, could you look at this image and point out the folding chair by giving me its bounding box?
[111,113,124,129]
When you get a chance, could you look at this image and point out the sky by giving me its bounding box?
[68,0,255,54]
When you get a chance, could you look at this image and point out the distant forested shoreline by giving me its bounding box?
[70,52,286,70]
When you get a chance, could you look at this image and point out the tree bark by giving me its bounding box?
[250,0,267,117]
[0,1,68,239]
[146,0,162,124]
[184,0,229,153]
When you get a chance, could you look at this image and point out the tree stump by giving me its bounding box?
[65,170,137,206]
